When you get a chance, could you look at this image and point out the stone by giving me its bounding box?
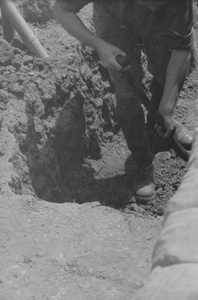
[12,54,23,69]
[0,39,14,66]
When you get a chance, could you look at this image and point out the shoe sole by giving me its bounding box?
[134,193,155,204]
[180,143,191,151]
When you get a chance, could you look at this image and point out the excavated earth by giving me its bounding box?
[0,3,198,300]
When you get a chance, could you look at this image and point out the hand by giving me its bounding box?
[96,40,126,71]
[156,108,175,140]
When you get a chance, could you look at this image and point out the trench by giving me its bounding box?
[0,36,124,205]
[1,12,198,217]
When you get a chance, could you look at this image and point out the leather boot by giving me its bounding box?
[132,164,155,203]
[174,120,193,150]
[147,113,193,151]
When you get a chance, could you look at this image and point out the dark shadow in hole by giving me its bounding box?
[61,162,134,208]
[21,90,88,202]
[20,54,122,203]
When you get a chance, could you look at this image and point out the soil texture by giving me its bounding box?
[0,3,198,300]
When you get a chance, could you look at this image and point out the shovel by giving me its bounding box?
[116,55,190,162]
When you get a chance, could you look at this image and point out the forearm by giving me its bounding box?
[159,49,191,115]
[52,2,125,70]
[52,2,103,50]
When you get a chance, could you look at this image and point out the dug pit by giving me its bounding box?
[0,35,120,202]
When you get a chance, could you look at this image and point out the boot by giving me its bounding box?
[174,120,193,150]
[132,164,155,203]
[150,78,193,150]
[147,113,193,151]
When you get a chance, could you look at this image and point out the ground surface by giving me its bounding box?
[0,3,198,300]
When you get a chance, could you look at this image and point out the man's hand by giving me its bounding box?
[155,108,175,140]
[156,50,191,140]
[52,3,126,71]
[53,2,126,71]
[96,40,126,71]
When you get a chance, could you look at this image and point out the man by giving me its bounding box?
[52,0,196,203]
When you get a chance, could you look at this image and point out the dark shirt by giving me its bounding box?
[57,0,92,13]
[56,0,194,50]
[124,0,194,50]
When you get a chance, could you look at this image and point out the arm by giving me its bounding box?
[158,49,191,138]
[52,2,125,70]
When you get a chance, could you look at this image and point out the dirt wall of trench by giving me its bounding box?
[7,0,55,23]
[0,37,117,202]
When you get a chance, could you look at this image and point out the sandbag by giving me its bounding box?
[165,169,198,218]
[152,208,198,268]
[134,264,198,300]
[164,128,198,219]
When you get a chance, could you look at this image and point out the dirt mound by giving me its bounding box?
[0,37,117,202]
[11,0,55,23]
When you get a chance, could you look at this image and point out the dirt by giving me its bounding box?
[0,3,198,300]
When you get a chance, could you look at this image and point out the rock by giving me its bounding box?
[0,39,14,66]
[23,55,33,65]
[22,0,42,22]
[21,0,54,23]
[9,84,24,97]
[12,54,23,69]
[0,90,9,104]
[12,38,26,51]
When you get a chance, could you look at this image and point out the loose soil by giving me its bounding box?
[0,3,198,300]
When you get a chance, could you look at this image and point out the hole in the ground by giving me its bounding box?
[8,44,119,204]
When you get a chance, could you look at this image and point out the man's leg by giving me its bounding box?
[110,69,154,168]
[93,2,155,202]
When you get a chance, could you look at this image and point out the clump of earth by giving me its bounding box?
[0,3,198,300]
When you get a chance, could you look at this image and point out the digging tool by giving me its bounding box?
[116,55,190,162]
[0,0,49,58]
